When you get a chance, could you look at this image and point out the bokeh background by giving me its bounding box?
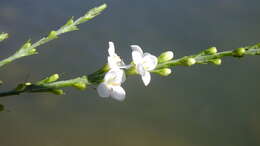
[0,0,260,146]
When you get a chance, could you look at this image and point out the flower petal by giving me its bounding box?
[137,64,145,76]
[97,83,110,98]
[108,41,116,56]
[141,71,151,86]
[132,51,143,64]
[142,53,158,71]
[131,45,143,54]
[104,69,125,84]
[111,86,126,101]
[121,71,126,83]
[107,56,117,69]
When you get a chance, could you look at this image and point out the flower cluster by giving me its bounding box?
[97,42,173,101]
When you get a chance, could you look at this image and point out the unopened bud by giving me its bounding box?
[158,51,174,62]
[73,82,86,90]
[22,42,31,49]
[153,68,172,76]
[25,82,32,86]
[186,58,196,66]
[51,89,64,95]
[65,19,74,26]
[48,31,58,39]
[233,47,245,57]
[0,33,8,41]
[211,59,222,65]
[205,47,217,55]
[48,74,59,82]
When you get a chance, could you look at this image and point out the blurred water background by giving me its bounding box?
[0,0,260,146]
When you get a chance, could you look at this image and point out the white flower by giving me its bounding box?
[107,41,125,69]
[97,68,126,101]
[131,45,158,86]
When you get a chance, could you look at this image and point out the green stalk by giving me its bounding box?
[0,43,259,98]
[0,4,107,68]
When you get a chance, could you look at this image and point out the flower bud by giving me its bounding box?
[51,89,64,95]
[233,47,245,57]
[65,18,74,26]
[0,33,8,41]
[48,74,59,82]
[48,31,58,39]
[186,58,196,66]
[73,82,86,90]
[211,59,222,65]
[153,68,172,76]
[37,74,59,85]
[158,51,174,62]
[22,42,31,49]
[205,47,217,55]
[25,82,32,86]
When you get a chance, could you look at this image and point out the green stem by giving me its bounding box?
[0,43,259,98]
[156,43,260,69]
[0,4,107,68]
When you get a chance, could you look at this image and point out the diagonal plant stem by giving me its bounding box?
[0,43,259,98]
[0,4,107,68]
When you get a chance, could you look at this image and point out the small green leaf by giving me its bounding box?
[76,4,107,24]
[0,33,8,42]
[47,31,58,39]
[21,41,32,49]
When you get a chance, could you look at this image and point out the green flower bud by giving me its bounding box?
[25,82,32,86]
[37,74,59,85]
[48,74,59,82]
[66,18,74,26]
[205,47,217,55]
[28,48,37,55]
[48,31,58,39]
[158,51,174,62]
[186,58,196,66]
[51,89,64,95]
[73,82,86,90]
[0,33,8,41]
[153,68,172,76]
[22,42,31,49]
[233,47,245,57]
[211,59,222,65]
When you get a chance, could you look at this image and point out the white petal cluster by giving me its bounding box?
[97,42,126,101]
[107,41,125,69]
[97,68,126,101]
[131,45,158,86]
[97,41,162,101]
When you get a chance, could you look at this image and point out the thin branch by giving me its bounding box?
[0,4,107,68]
[0,43,259,98]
